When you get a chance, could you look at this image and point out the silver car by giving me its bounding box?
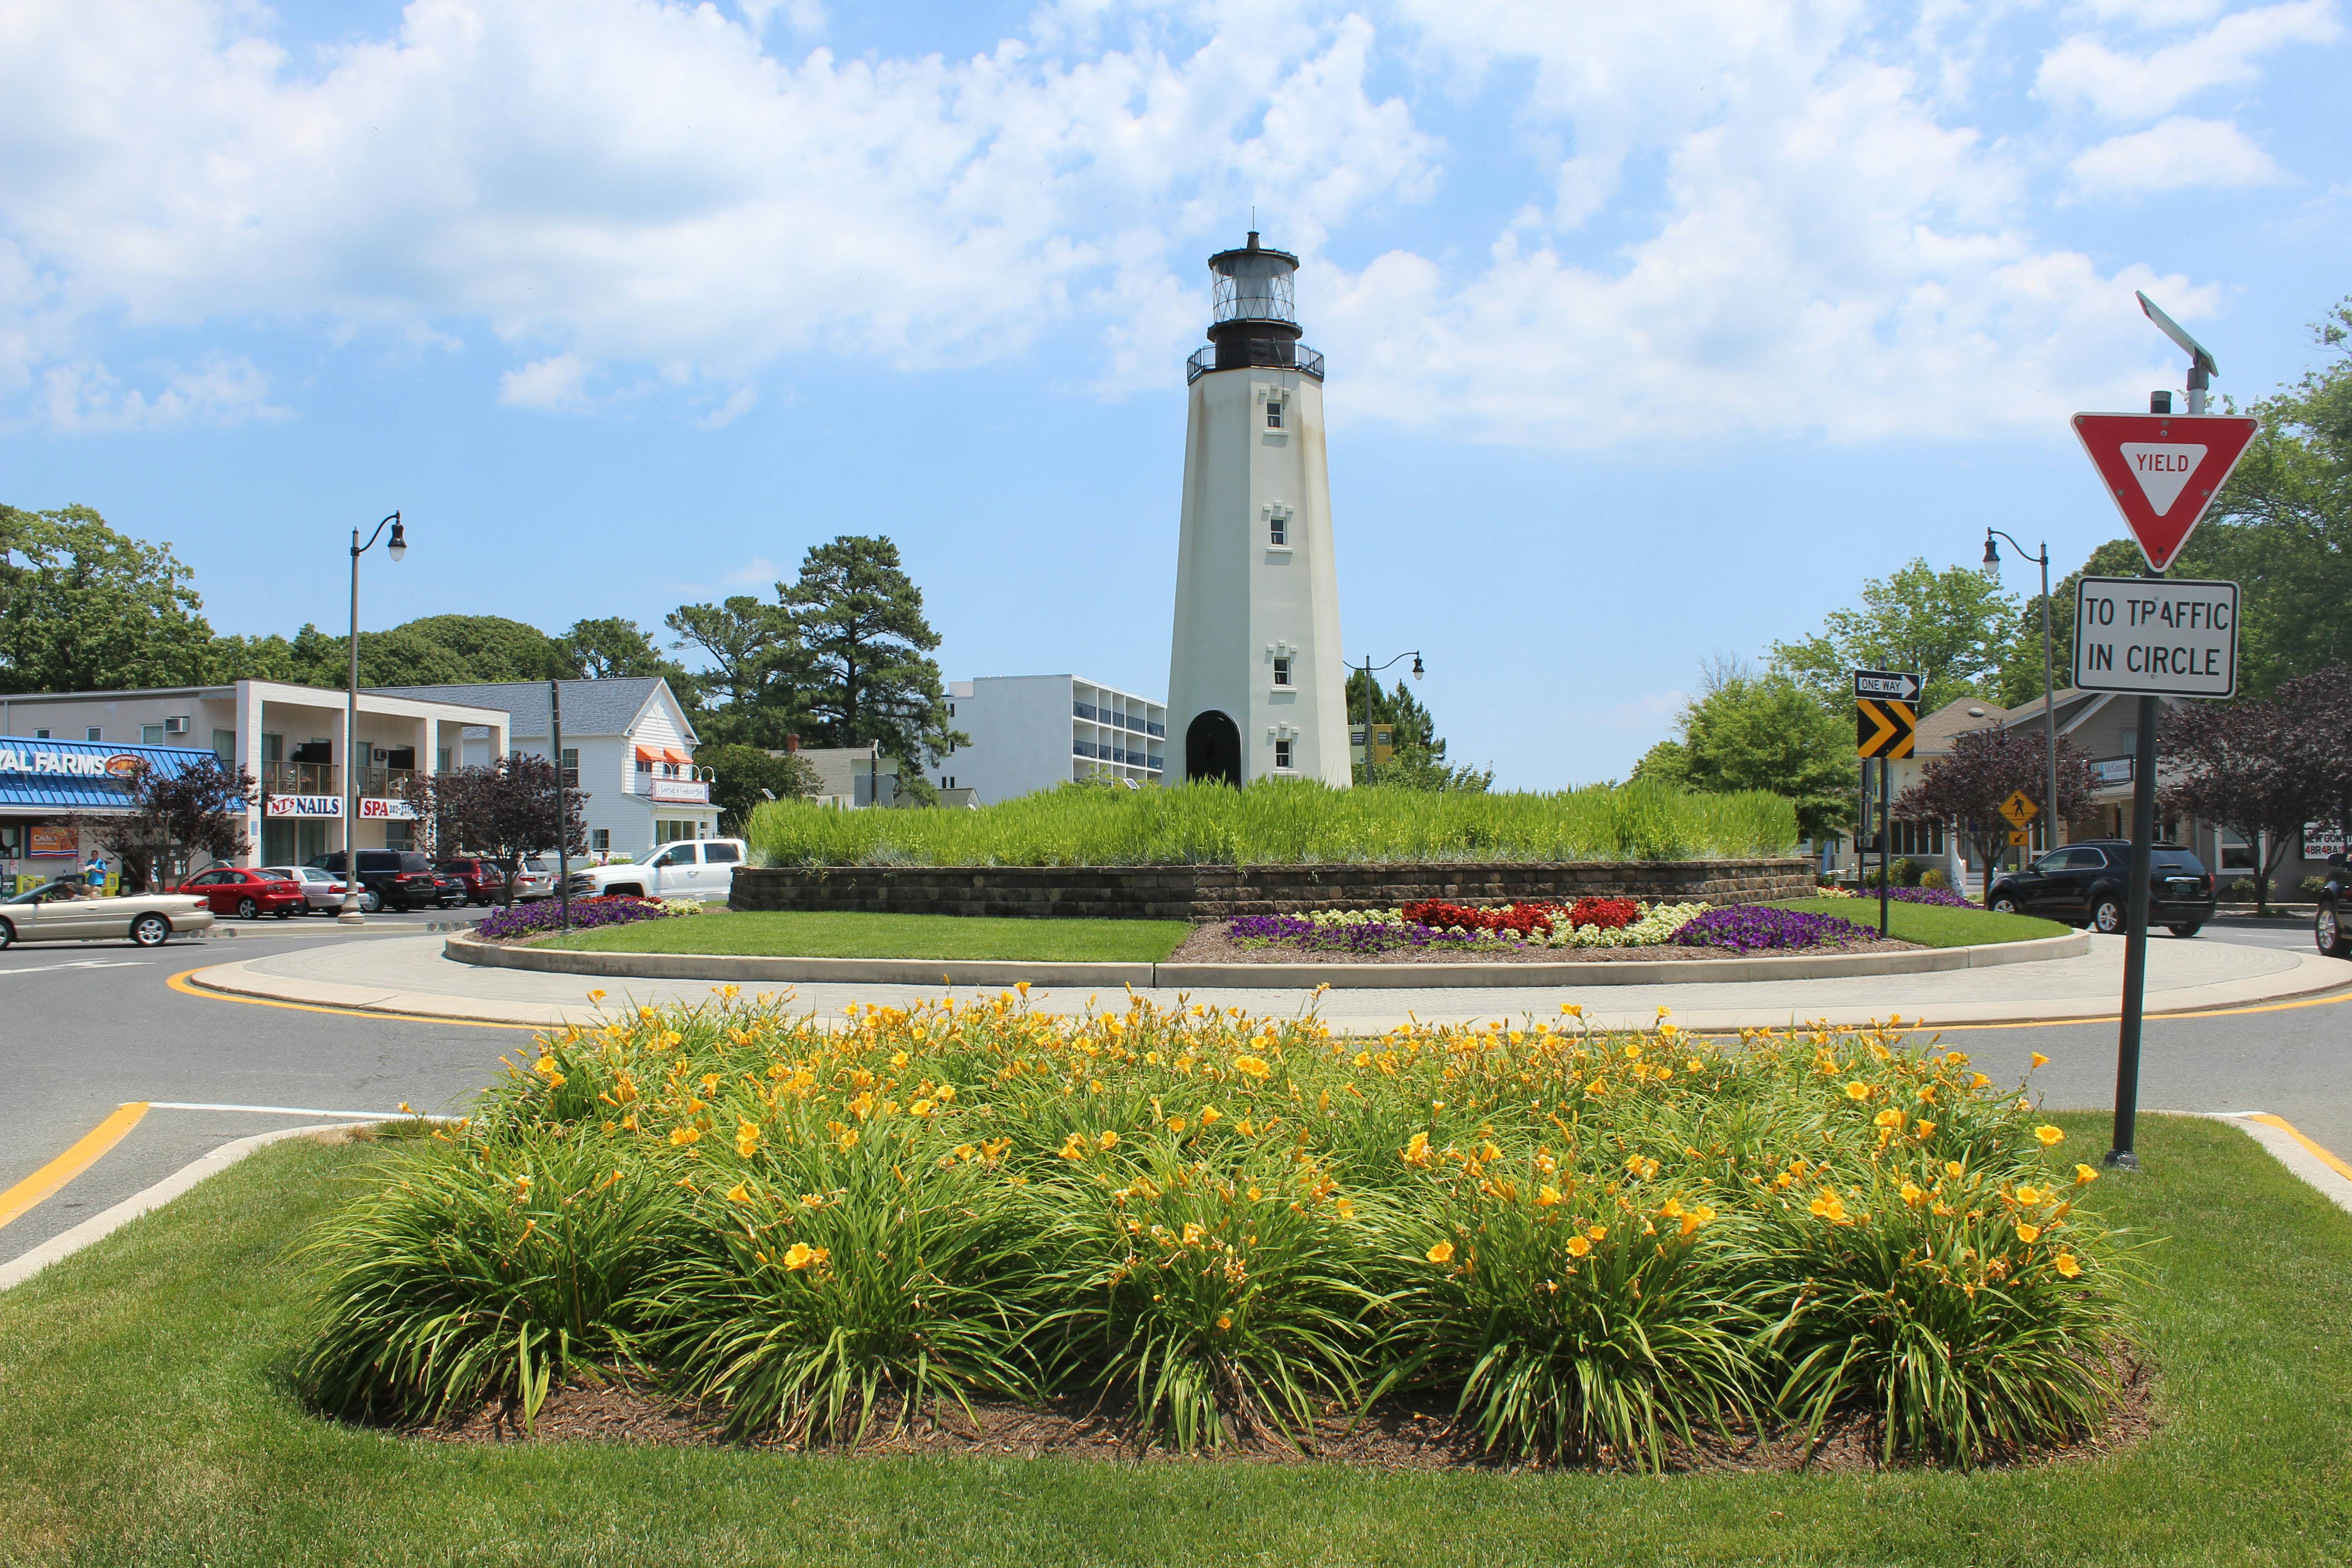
[261,865,352,914]
[0,881,216,949]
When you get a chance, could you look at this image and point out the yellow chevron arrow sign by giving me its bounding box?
[1856,698,1916,760]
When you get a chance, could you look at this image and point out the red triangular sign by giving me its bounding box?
[2072,412,2259,571]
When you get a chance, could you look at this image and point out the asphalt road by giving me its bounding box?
[4,912,2348,1276]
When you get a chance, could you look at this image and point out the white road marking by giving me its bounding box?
[0,960,149,977]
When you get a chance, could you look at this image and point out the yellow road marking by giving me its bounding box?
[2247,1113,2352,1184]
[0,1103,150,1232]
[167,967,536,1031]
[1929,981,2352,1032]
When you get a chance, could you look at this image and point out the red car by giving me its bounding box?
[178,866,309,920]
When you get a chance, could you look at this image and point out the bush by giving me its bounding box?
[2299,875,2326,899]
[745,777,1798,867]
[300,995,2126,1465]
[1920,868,1950,890]
[2224,877,2262,901]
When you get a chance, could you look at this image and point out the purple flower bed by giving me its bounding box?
[475,896,676,941]
[1228,914,1479,956]
[1884,886,1972,908]
[1669,905,1877,953]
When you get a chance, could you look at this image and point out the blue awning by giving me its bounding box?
[0,736,223,813]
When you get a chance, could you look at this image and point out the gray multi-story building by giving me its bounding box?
[930,676,1166,804]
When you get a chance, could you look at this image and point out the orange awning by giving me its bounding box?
[665,748,692,766]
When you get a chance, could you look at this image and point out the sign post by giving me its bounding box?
[1854,671,1920,938]
[2072,392,2254,1169]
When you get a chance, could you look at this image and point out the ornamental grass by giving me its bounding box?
[298,992,2129,1468]
[745,777,1798,867]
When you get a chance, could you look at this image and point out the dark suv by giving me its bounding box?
[2313,855,2352,958]
[307,849,444,913]
[1986,840,2216,937]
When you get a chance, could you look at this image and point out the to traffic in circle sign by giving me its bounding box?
[2072,576,2239,699]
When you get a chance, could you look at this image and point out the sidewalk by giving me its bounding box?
[186,931,2352,1033]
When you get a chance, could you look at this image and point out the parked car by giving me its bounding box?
[177,866,310,920]
[436,858,504,906]
[260,865,352,914]
[1985,840,2215,936]
[2313,854,2352,957]
[564,838,745,902]
[0,881,214,948]
[305,849,444,913]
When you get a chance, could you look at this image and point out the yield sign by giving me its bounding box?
[2073,412,2258,572]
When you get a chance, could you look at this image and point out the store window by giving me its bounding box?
[86,727,102,742]
[656,819,697,845]
[212,730,236,763]
[142,725,165,745]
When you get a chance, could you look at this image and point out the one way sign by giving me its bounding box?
[1853,670,1922,703]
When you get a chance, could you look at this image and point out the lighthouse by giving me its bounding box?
[1166,232,1349,787]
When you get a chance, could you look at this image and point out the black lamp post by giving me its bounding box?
[339,512,405,926]
[1354,651,1423,786]
[1983,529,2058,875]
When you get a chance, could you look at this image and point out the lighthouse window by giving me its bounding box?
[1273,657,1292,687]
[1269,514,1287,546]
[1274,739,1293,770]
[1266,399,1285,429]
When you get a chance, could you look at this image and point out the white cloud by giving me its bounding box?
[2036,1,2340,121]
[0,0,2317,448]
[497,353,589,409]
[37,354,286,431]
[2070,115,2284,193]
[693,384,759,427]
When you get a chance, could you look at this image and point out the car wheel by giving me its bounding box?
[360,888,383,914]
[2092,895,2127,934]
[130,912,171,948]
[2318,902,2352,959]
[235,896,260,920]
[0,918,13,950]
[1989,894,2019,914]
[611,883,644,899]
[2168,922,2203,938]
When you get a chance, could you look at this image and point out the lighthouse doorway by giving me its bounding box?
[1185,711,1243,788]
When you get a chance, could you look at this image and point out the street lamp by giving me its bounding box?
[1353,651,1423,787]
[339,512,405,926]
[1983,529,2058,876]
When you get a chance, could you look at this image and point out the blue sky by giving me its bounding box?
[2,0,2346,786]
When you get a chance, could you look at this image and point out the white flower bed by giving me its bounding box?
[1296,902,1710,948]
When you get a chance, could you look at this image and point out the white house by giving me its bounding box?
[933,676,1167,803]
[1166,232,1349,787]
[371,677,718,856]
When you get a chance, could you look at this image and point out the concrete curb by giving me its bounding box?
[2183,1112,2352,1217]
[0,1122,378,1293]
[444,928,2094,991]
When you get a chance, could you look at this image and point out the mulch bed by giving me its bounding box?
[1167,923,1924,967]
[412,1353,2153,1475]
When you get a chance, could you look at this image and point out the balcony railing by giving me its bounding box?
[1073,701,1098,720]
[261,760,336,795]
[1186,344,1325,384]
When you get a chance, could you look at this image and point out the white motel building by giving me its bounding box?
[0,680,510,873]
[931,676,1167,802]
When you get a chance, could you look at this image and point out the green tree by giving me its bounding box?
[693,741,820,835]
[1651,662,1854,840]
[363,615,567,685]
[665,595,807,747]
[562,617,680,681]
[1343,669,1490,791]
[1991,540,2145,708]
[782,536,965,766]
[1772,559,2019,713]
[0,505,216,692]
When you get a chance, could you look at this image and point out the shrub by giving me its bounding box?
[745,777,1799,867]
[300,994,2125,1465]
[1920,868,1949,890]
[2301,875,2328,899]
[2225,877,2261,901]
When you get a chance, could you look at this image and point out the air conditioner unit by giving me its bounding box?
[163,716,191,735]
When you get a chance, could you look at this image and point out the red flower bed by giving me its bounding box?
[1397,896,1645,937]
[1563,896,1642,931]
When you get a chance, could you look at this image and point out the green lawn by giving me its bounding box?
[3,1112,2348,1565]
[538,910,1194,963]
[1769,896,2070,948]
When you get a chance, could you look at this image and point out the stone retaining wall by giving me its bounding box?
[729,858,1815,921]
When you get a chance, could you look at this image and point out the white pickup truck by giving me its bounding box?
[564,838,747,904]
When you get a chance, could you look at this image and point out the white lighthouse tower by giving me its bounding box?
[1166,233,1349,787]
